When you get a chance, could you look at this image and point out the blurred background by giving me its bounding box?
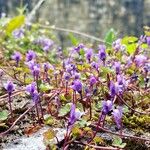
[0,0,150,38]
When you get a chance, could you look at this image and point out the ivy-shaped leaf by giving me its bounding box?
[112,136,126,148]
[0,110,9,121]
[104,28,116,47]
[68,33,79,45]
[5,15,25,35]
[43,128,57,141]
[58,103,71,117]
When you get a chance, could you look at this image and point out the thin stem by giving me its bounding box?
[91,124,150,141]
[35,103,41,125]
[38,24,111,45]
[88,112,103,144]
[0,106,34,136]
[8,94,13,119]
[117,94,149,115]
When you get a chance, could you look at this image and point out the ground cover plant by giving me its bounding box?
[0,13,150,150]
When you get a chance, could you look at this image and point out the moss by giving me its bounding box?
[123,114,150,131]
[124,139,148,150]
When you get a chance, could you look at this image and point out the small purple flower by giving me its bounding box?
[26,83,39,103]
[74,72,80,80]
[85,48,93,63]
[32,64,40,79]
[74,46,80,53]
[26,82,36,95]
[12,28,24,39]
[74,43,85,53]
[91,61,99,71]
[98,45,106,61]
[64,72,71,81]
[85,87,91,97]
[4,81,15,94]
[113,62,121,74]
[26,50,36,62]
[11,51,22,66]
[109,81,116,97]
[146,36,150,46]
[78,43,85,49]
[102,100,113,115]
[43,62,50,72]
[25,60,35,70]
[69,103,82,126]
[89,76,97,86]
[72,80,82,93]
[117,75,127,87]
[112,39,121,51]
[35,37,54,52]
[32,91,39,103]
[66,64,76,75]
[112,107,123,129]
[134,54,147,67]
[0,69,4,77]
[144,63,150,73]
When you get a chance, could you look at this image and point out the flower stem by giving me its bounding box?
[8,94,13,119]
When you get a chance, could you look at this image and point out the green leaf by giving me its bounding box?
[121,36,138,55]
[44,115,55,126]
[58,103,71,117]
[101,66,113,76]
[0,110,9,121]
[112,136,126,148]
[43,128,57,141]
[122,36,138,44]
[40,83,53,92]
[5,15,25,35]
[68,33,79,45]
[104,28,116,47]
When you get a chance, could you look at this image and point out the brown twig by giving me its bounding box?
[117,94,150,115]
[0,105,34,136]
[91,124,150,141]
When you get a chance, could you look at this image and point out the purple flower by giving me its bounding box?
[74,43,85,53]
[25,60,35,70]
[26,50,36,62]
[134,54,147,67]
[4,81,15,94]
[112,107,123,129]
[78,43,85,49]
[91,61,99,71]
[112,39,121,51]
[26,82,39,103]
[85,87,91,97]
[26,82,36,95]
[32,64,40,78]
[35,37,54,52]
[113,62,121,74]
[98,45,106,61]
[74,72,80,80]
[102,100,113,114]
[43,62,50,72]
[144,63,150,73]
[146,36,150,46]
[63,72,70,81]
[12,28,24,39]
[85,48,93,63]
[72,80,82,93]
[32,91,39,103]
[11,51,22,66]
[66,64,76,75]
[69,103,82,126]
[109,81,116,97]
[89,76,97,86]
[0,69,4,77]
